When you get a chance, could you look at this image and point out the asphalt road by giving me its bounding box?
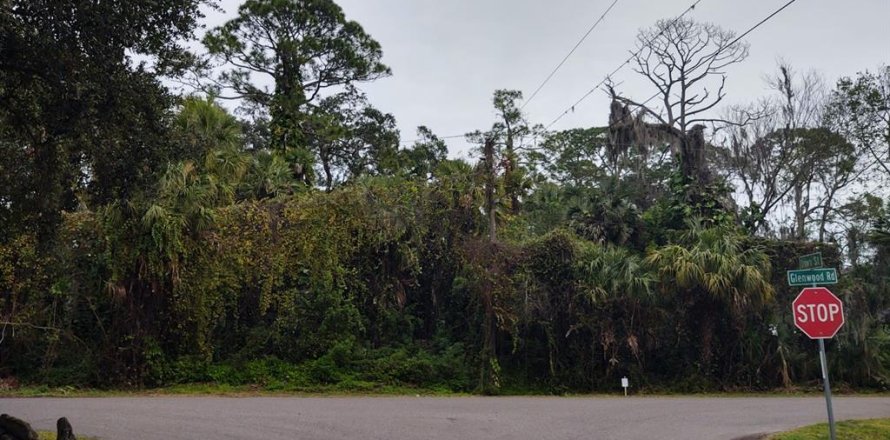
[2,396,889,440]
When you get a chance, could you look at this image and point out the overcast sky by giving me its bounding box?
[202,0,890,158]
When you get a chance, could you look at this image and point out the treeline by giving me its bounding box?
[0,0,888,393]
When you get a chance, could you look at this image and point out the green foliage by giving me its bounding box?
[400,126,449,180]
[2,0,888,398]
[141,341,470,392]
[174,96,243,161]
[825,66,890,178]
[568,190,646,249]
[769,418,890,440]
[6,176,889,393]
[202,0,391,185]
[530,128,608,188]
[0,0,208,240]
[309,87,402,189]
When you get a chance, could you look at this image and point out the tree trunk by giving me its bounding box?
[504,123,520,214]
[681,126,711,186]
[321,148,333,191]
[484,138,497,243]
[794,185,806,240]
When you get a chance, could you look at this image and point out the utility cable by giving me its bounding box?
[520,0,622,111]
[547,0,800,131]
[545,0,703,130]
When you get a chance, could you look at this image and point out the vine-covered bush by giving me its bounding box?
[1,177,888,393]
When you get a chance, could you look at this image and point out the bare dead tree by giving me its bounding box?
[716,62,825,236]
[716,101,791,234]
[611,17,750,185]
[767,63,828,239]
[718,61,870,241]
[767,63,826,132]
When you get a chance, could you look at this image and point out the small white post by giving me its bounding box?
[621,377,629,396]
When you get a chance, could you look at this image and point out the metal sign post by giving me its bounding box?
[818,337,837,440]
[814,277,837,440]
[791,255,843,440]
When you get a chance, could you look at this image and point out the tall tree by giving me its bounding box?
[531,128,607,188]
[716,64,828,236]
[466,90,535,240]
[308,87,400,189]
[610,17,749,186]
[201,0,391,183]
[825,66,890,178]
[483,136,498,242]
[0,0,207,240]
[400,126,448,180]
[467,89,534,222]
[492,90,530,214]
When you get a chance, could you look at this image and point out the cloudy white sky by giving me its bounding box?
[200,0,890,158]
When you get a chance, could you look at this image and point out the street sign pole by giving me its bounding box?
[818,338,837,440]
[792,264,843,440]
[813,277,837,440]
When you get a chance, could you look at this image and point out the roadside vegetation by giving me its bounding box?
[38,433,96,440]
[1,0,888,396]
[769,418,890,439]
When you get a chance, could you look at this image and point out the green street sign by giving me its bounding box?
[787,268,838,286]
[798,252,823,269]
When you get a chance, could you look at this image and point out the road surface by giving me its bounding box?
[2,396,889,439]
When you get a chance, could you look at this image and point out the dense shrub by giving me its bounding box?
[2,178,888,393]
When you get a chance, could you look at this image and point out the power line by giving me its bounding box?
[607,0,801,132]
[726,0,799,48]
[545,0,703,130]
[408,0,800,145]
[403,1,698,144]
[547,0,800,132]
[409,0,690,146]
[520,0,622,111]
[399,134,466,145]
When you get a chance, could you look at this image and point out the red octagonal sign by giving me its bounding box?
[792,287,845,339]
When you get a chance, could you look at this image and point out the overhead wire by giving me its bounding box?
[520,0,622,111]
[603,0,801,133]
[404,0,700,145]
[547,0,800,132]
[726,0,799,48]
[400,0,623,146]
[403,0,800,145]
[545,0,703,130]
[399,134,466,145]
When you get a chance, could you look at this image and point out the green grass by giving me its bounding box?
[2,382,468,398]
[38,432,96,440]
[769,418,890,439]
[5,383,890,399]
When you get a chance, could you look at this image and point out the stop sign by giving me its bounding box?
[792,287,845,339]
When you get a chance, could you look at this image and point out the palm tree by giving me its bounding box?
[645,220,773,374]
[567,192,644,248]
[175,96,242,159]
[243,151,295,199]
[579,243,655,302]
